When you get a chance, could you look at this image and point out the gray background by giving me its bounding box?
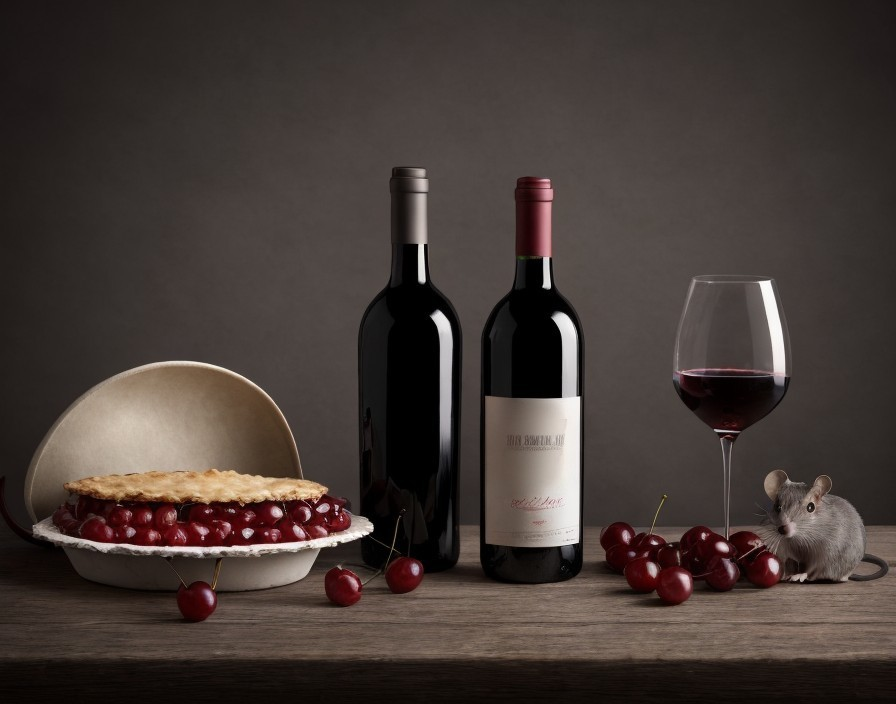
[3,1,894,531]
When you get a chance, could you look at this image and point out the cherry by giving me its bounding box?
[327,509,352,533]
[80,516,115,543]
[107,505,133,527]
[177,581,217,621]
[256,527,282,544]
[705,557,740,591]
[681,551,707,579]
[385,557,424,594]
[605,542,647,573]
[153,504,178,531]
[227,526,256,546]
[214,505,240,523]
[253,501,285,526]
[305,524,329,539]
[599,521,635,551]
[133,527,162,546]
[656,566,693,605]
[63,517,84,535]
[624,556,661,593]
[305,502,328,527]
[167,556,222,621]
[679,525,713,552]
[163,524,189,547]
[655,542,682,569]
[694,533,736,562]
[290,501,313,524]
[632,532,666,550]
[185,521,211,546]
[746,551,782,588]
[325,566,363,606]
[230,508,257,529]
[278,519,309,542]
[131,506,154,528]
[53,506,82,535]
[188,504,215,524]
[208,519,232,545]
[114,525,137,543]
[52,505,70,525]
[729,530,764,561]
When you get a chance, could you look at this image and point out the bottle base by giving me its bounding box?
[480,543,583,584]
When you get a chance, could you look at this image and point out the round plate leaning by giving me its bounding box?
[24,360,366,591]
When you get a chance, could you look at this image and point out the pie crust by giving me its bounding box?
[63,468,327,505]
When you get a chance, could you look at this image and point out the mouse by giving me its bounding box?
[757,469,888,582]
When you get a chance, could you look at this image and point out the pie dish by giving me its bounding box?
[34,464,374,590]
[33,512,372,590]
[23,361,370,591]
[48,468,351,548]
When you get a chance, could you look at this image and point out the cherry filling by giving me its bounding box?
[51,494,351,547]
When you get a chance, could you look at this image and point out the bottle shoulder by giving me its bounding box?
[360,282,461,336]
[483,286,581,334]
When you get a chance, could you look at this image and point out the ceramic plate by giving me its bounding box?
[24,361,302,523]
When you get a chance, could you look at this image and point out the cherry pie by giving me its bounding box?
[51,469,352,547]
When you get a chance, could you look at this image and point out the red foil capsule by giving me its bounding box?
[515,177,553,257]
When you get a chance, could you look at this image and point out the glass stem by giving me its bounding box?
[717,433,738,539]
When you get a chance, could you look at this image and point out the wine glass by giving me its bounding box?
[673,275,791,538]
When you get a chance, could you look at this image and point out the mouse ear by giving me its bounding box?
[764,470,789,500]
[809,475,832,502]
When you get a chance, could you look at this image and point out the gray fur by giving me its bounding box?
[757,470,866,582]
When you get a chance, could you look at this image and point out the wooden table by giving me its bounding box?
[1,525,893,702]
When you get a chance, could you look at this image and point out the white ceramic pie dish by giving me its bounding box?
[24,361,367,591]
[33,514,373,591]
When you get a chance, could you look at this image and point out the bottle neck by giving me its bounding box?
[390,243,429,286]
[513,256,554,290]
[516,198,552,258]
[514,182,553,290]
[392,191,427,245]
[389,169,428,286]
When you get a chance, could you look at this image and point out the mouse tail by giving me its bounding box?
[849,554,889,581]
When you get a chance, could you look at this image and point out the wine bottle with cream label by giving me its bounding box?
[480,177,583,583]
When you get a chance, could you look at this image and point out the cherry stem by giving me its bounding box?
[359,510,407,585]
[337,562,379,574]
[211,557,223,591]
[383,508,406,565]
[361,571,382,586]
[739,544,763,561]
[164,557,187,589]
[649,494,668,536]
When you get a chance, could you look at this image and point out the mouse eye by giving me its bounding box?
[774,503,781,513]
[806,502,815,513]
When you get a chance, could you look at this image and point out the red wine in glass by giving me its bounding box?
[674,368,789,434]
[673,275,791,538]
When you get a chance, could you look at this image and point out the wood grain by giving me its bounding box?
[1,526,893,702]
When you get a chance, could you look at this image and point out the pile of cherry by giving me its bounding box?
[601,521,782,605]
[51,493,352,547]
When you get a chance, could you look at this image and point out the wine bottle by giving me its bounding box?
[358,167,461,572]
[480,176,584,583]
